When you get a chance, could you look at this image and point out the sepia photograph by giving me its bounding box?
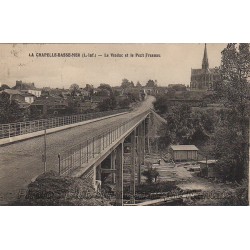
[0,43,249,206]
[1,1,250,249]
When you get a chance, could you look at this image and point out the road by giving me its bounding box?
[0,96,154,203]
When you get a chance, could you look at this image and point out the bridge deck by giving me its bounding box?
[0,96,154,203]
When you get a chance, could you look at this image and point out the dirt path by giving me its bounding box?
[144,154,238,205]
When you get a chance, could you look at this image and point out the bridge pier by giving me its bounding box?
[92,164,102,192]
[145,115,150,154]
[137,121,145,185]
[115,142,124,206]
[79,116,148,206]
[96,164,102,181]
[142,119,145,165]
[130,130,136,204]
[114,120,146,205]
[111,150,116,184]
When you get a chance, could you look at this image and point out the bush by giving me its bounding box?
[142,167,160,183]
[12,171,111,206]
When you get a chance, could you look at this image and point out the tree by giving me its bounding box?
[0,93,25,123]
[126,91,140,102]
[146,79,157,87]
[214,119,245,180]
[118,98,131,109]
[155,100,216,148]
[153,95,168,114]
[216,43,250,180]
[94,89,110,96]
[220,43,250,114]
[189,126,210,146]
[0,84,10,91]
[136,81,142,87]
[142,167,160,183]
[121,79,134,89]
[69,83,80,96]
[97,96,117,111]
[98,83,113,95]
[169,84,187,91]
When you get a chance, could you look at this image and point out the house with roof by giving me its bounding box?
[170,145,199,162]
[198,160,219,178]
[157,86,168,94]
[43,88,71,99]
[79,88,90,97]
[30,95,68,116]
[91,95,110,104]
[112,86,124,96]
[13,80,42,97]
[75,100,96,113]
[143,86,159,95]
[0,89,36,104]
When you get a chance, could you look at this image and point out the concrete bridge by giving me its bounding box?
[0,96,161,205]
[59,108,151,205]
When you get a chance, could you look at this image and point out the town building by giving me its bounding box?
[91,95,110,104]
[30,95,68,116]
[75,100,96,113]
[79,88,90,98]
[190,44,221,90]
[157,86,168,94]
[0,89,35,104]
[199,160,219,178]
[170,145,199,162]
[112,86,124,96]
[13,80,42,97]
[165,98,202,107]
[143,86,158,95]
[43,87,71,99]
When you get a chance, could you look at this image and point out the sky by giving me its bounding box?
[0,43,227,88]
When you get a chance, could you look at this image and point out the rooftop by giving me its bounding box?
[31,95,67,106]
[191,67,220,75]
[198,160,217,164]
[0,89,35,97]
[170,145,199,151]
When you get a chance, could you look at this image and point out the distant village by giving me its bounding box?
[0,77,222,123]
[0,44,226,124]
[0,78,194,123]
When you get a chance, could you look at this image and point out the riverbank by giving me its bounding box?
[139,153,248,206]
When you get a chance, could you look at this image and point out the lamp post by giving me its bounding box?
[43,120,47,173]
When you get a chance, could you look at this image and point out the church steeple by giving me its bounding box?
[202,43,209,70]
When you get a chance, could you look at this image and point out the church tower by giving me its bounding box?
[202,43,209,70]
[190,44,220,90]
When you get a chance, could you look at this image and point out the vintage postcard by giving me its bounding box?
[0,43,249,206]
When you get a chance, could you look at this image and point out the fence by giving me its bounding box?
[0,109,129,139]
[58,110,150,176]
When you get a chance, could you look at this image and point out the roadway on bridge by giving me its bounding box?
[0,96,154,203]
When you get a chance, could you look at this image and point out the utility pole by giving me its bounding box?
[43,121,47,173]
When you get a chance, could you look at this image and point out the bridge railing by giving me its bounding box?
[58,110,150,176]
[0,109,129,139]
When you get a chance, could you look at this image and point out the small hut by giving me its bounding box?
[169,145,198,162]
[199,160,218,178]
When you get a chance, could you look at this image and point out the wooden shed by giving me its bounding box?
[199,160,219,178]
[170,145,198,162]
